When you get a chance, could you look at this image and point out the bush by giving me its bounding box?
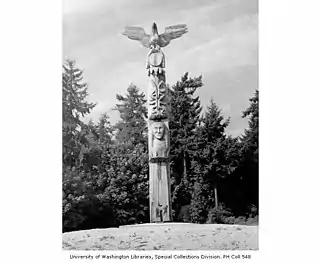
[177,205,191,222]
[63,193,116,232]
[62,168,117,232]
[246,215,259,225]
[234,216,247,225]
[206,204,233,224]
[247,204,258,218]
[224,216,236,224]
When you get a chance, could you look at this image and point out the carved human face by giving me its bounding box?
[152,122,165,140]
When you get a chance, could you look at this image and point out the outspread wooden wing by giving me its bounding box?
[122,26,151,48]
[159,24,188,47]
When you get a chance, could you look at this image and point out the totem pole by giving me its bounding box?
[122,22,188,222]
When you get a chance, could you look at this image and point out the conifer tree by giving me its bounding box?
[239,90,259,211]
[113,84,147,146]
[62,59,106,232]
[62,59,96,168]
[105,84,150,224]
[78,113,114,171]
[189,99,238,223]
[242,90,258,162]
[169,72,203,219]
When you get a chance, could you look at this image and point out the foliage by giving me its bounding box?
[177,205,191,222]
[206,205,258,225]
[62,59,96,168]
[189,181,210,223]
[242,90,258,164]
[189,100,241,223]
[103,85,150,224]
[206,203,233,224]
[62,61,259,231]
[113,84,147,146]
[169,72,203,220]
[246,215,259,226]
[238,90,259,210]
[62,166,116,232]
[103,143,150,225]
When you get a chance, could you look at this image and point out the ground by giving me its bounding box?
[62,223,258,250]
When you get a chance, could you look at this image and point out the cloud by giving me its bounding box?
[63,0,258,135]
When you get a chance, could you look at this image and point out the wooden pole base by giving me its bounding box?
[149,162,172,222]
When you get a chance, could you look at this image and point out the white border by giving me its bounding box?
[2,0,321,262]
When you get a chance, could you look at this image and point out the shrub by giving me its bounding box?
[247,204,258,218]
[177,205,191,222]
[234,216,247,225]
[224,216,236,224]
[246,215,259,225]
[206,204,233,224]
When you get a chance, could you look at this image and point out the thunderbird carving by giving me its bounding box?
[122,22,188,49]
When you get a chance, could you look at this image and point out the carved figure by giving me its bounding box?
[122,22,188,49]
[149,122,169,160]
[146,48,165,74]
[148,79,167,119]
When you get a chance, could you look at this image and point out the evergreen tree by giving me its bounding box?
[62,60,117,232]
[62,59,96,168]
[221,90,258,218]
[104,84,150,224]
[96,113,114,145]
[102,143,149,225]
[113,84,147,146]
[242,90,258,163]
[190,99,238,223]
[200,99,230,209]
[239,90,259,212]
[79,113,114,171]
[169,72,203,219]
[63,112,116,233]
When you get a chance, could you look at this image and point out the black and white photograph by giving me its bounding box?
[62,0,258,251]
[4,1,321,263]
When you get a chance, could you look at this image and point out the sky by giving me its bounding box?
[63,0,258,136]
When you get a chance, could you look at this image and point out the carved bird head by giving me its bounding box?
[151,22,158,35]
[150,22,159,47]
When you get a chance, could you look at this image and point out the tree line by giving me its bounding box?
[62,59,259,232]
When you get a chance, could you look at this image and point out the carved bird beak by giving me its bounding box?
[152,22,158,35]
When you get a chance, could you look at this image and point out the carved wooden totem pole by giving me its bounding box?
[122,22,187,222]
